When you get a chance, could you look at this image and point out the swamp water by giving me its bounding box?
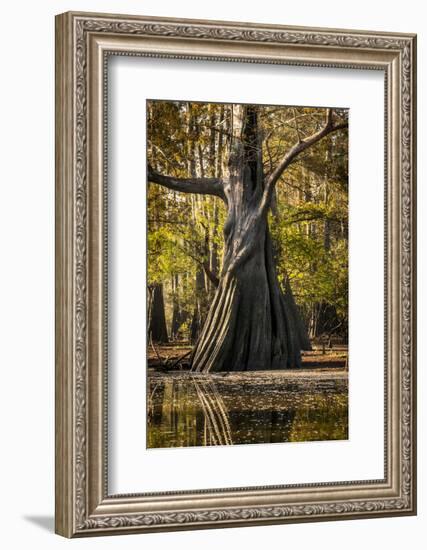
[147,370,348,448]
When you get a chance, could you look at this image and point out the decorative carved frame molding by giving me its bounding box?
[55,11,416,537]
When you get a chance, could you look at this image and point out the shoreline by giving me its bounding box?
[148,368,348,380]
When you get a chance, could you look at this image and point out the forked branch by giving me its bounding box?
[260,109,348,213]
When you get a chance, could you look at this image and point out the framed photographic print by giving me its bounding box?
[55,11,417,537]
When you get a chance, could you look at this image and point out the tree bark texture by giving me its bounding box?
[191,106,307,372]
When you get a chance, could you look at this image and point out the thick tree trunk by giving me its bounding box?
[171,274,188,341]
[191,105,309,372]
[191,223,307,372]
[148,283,169,343]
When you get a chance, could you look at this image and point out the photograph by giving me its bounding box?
[52,8,416,538]
[147,99,349,448]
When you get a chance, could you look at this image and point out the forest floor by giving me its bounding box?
[147,342,348,372]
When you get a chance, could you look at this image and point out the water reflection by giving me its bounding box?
[147,372,348,449]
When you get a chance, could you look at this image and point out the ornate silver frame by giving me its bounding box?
[55,11,417,537]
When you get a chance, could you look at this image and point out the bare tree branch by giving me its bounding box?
[148,165,226,201]
[259,109,348,214]
[148,141,183,173]
[201,262,220,288]
[176,238,220,288]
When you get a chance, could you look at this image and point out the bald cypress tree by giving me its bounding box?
[148,105,347,372]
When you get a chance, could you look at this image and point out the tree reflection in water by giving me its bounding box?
[147,372,348,449]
